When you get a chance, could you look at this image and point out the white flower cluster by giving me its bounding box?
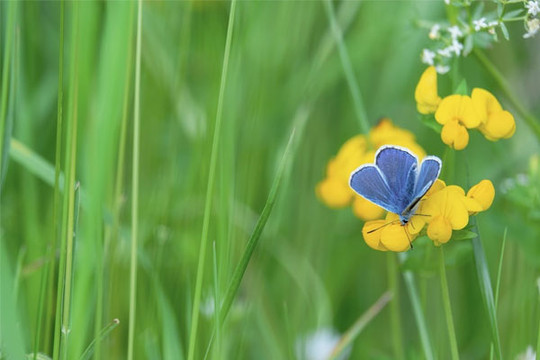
[524,0,540,38]
[421,23,468,74]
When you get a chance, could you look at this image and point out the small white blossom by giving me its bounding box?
[296,328,350,360]
[444,0,450,4]
[473,17,488,31]
[526,0,540,16]
[448,25,463,39]
[435,65,450,74]
[429,24,441,39]
[515,345,536,360]
[437,46,453,58]
[524,18,540,38]
[421,49,436,65]
[450,39,464,56]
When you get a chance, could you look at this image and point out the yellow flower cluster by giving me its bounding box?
[316,119,425,221]
[363,179,495,252]
[415,66,516,150]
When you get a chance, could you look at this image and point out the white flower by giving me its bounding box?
[421,49,436,65]
[435,65,450,74]
[444,0,450,4]
[526,0,540,16]
[448,25,463,39]
[437,46,453,58]
[429,24,441,39]
[450,39,464,56]
[473,17,488,31]
[296,328,350,360]
[524,18,540,38]
[515,345,536,360]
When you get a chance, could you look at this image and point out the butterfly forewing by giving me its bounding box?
[349,165,403,214]
[375,146,418,212]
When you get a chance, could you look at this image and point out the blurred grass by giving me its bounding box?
[1,1,540,359]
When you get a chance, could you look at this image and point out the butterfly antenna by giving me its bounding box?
[367,219,401,234]
[404,227,413,250]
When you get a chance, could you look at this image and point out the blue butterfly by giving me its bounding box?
[349,145,442,225]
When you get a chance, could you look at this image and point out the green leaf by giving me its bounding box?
[502,8,525,20]
[420,114,443,134]
[499,22,510,41]
[463,35,474,56]
[451,229,478,241]
[454,79,468,95]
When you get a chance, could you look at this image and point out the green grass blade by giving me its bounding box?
[328,291,392,360]
[79,319,120,360]
[127,0,143,359]
[470,218,502,359]
[322,0,370,134]
[219,129,296,325]
[387,253,405,360]
[0,0,17,188]
[399,252,434,360]
[490,228,507,360]
[439,246,459,360]
[186,0,237,358]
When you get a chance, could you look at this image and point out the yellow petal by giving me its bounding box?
[441,120,469,150]
[380,224,413,252]
[415,66,441,114]
[435,95,481,128]
[352,196,385,221]
[467,179,495,211]
[362,220,388,251]
[480,110,516,140]
[316,178,353,208]
[422,186,469,230]
[427,215,453,245]
[471,88,503,124]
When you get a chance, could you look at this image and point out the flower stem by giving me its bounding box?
[473,49,540,141]
[387,253,405,360]
[439,246,459,360]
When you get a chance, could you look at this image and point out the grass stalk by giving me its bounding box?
[218,129,296,325]
[127,0,143,359]
[438,246,459,360]
[322,0,370,134]
[473,49,540,141]
[328,291,393,360]
[186,0,237,358]
[399,252,434,360]
[41,2,65,355]
[53,2,80,358]
[490,228,507,360]
[80,319,120,360]
[470,217,502,360]
[387,253,405,360]
[0,0,16,179]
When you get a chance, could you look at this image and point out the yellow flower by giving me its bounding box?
[466,179,495,213]
[362,213,420,252]
[415,66,441,114]
[421,185,470,245]
[316,119,425,221]
[471,88,516,141]
[435,95,481,150]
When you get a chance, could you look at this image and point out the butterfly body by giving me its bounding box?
[349,145,442,225]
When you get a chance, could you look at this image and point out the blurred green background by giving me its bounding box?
[1,1,540,359]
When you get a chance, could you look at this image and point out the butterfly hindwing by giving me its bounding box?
[349,164,403,214]
[413,156,442,198]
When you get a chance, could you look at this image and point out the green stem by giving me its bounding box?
[186,1,237,358]
[439,246,459,360]
[387,253,405,360]
[0,0,16,175]
[322,0,370,134]
[473,49,540,141]
[127,0,143,359]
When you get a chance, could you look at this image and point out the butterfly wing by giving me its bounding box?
[349,164,403,214]
[375,145,418,212]
[413,156,442,198]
